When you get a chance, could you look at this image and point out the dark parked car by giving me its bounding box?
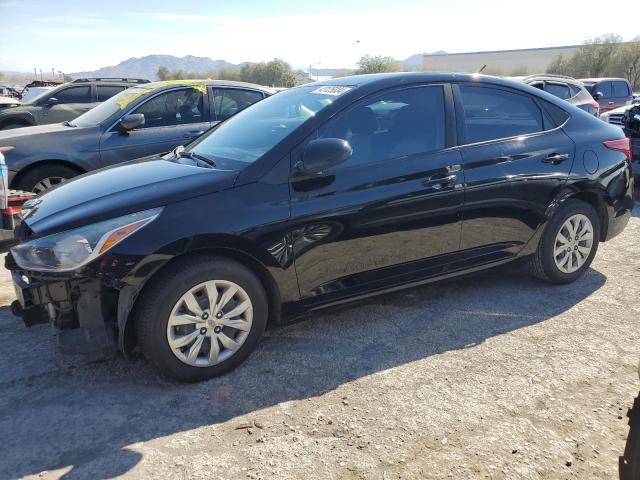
[521,74,599,116]
[0,80,274,193]
[579,78,634,113]
[7,73,634,382]
[0,78,149,131]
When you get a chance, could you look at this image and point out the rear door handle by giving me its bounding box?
[542,153,570,164]
[423,174,457,189]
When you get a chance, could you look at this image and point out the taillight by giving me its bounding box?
[603,138,632,164]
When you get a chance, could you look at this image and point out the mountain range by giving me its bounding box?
[68,52,447,81]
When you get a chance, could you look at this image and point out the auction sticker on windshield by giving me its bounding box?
[311,86,352,96]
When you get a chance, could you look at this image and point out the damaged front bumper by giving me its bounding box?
[9,258,119,358]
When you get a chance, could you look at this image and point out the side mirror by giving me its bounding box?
[592,91,603,101]
[46,97,59,107]
[300,138,352,173]
[118,113,145,132]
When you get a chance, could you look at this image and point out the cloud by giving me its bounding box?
[34,14,101,25]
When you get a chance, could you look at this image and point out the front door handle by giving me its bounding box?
[423,174,457,189]
[183,130,205,138]
[542,153,570,164]
[608,101,615,105]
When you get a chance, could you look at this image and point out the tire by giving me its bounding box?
[529,199,600,284]
[16,164,79,193]
[134,256,268,382]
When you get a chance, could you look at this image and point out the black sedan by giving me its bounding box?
[7,73,635,382]
[0,80,273,193]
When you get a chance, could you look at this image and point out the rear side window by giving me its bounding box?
[545,82,571,100]
[54,86,92,104]
[568,84,582,97]
[318,85,446,167]
[612,81,630,97]
[459,85,543,144]
[97,85,126,102]
[213,89,264,121]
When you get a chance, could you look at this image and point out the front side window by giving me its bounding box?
[317,86,446,167]
[459,85,543,144]
[545,82,571,100]
[597,82,612,98]
[132,88,204,128]
[213,89,264,121]
[188,85,340,168]
[53,86,92,104]
[612,81,630,97]
[97,85,126,102]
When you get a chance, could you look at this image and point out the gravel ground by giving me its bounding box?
[0,200,638,480]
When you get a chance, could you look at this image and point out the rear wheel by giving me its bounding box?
[530,199,600,284]
[134,256,268,382]
[16,164,79,194]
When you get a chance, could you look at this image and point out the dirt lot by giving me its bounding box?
[0,201,638,480]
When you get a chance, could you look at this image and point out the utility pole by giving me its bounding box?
[51,68,55,80]
[39,69,43,81]
[33,67,37,80]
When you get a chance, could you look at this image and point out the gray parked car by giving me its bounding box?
[520,74,599,116]
[0,78,149,130]
[0,80,274,192]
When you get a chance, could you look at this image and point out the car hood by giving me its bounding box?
[600,104,635,117]
[0,122,77,142]
[21,156,238,236]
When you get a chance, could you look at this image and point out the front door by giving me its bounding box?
[99,87,211,167]
[454,83,575,260]
[290,84,465,303]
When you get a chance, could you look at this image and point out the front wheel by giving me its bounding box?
[529,199,600,284]
[16,164,79,194]
[134,256,268,382]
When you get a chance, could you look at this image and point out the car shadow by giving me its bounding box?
[0,264,607,479]
[620,391,640,479]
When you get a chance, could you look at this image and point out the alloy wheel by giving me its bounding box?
[32,176,66,194]
[166,280,253,367]
[553,213,594,274]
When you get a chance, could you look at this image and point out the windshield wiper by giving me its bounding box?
[178,151,216,168]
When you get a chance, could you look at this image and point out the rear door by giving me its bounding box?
[99,86,211,167]
[37,85,95,124]
[454,83,575,261]
[290,84,465,302]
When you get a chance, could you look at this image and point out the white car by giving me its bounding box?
[599,104,635,127]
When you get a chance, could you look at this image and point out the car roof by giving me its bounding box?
[304,71,551,94]
[518,74,584,86]
[579,77,630,83]
[137,79,276,94]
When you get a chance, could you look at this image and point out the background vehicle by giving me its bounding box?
[0,96,21,110]
[600,103,640,174]
[520,74,599,116]
[0,86,22,99]
[0,80,274,193]
[579,78,634,113]
[7,73,634,382]
[0,78,149,130]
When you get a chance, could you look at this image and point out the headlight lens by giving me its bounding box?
[11,207,162,271]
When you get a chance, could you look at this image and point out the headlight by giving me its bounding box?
[11,207,162,272]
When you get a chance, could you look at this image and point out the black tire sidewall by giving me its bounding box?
[540,200,600,284]
[17,164,78,192]
[137,257,268,382]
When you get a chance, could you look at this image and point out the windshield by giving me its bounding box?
[23,88,57,105]
[71,86,148,127]
[188,86,346,169]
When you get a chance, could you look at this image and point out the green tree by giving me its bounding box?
[614,36,640,90]
[239,59,297,87]
[355,55,400,75]
[157,66,171,81]
[547,34,624,78]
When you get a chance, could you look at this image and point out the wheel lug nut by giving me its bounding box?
[216,312,223,319]
[200,327,207,334]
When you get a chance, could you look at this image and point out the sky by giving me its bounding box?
[0,0,637,74]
